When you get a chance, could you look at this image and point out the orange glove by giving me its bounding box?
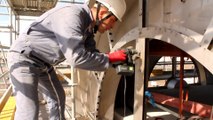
[107,50,126,63]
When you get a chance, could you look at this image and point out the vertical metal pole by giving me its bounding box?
[17,16,20,38]
[179,55,184,118]
[14,16,17,39]
[70,67,76,120]
[9,7,12,45]
[172,57,177,78]
[134,38,146,120]
[133,0,145,119]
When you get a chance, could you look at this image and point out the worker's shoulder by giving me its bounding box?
[40,4,90,19]
[54,4,91,17]
[53,3,89,11]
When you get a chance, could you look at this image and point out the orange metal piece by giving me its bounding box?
[152,92,212,118]
[179,56,184,118]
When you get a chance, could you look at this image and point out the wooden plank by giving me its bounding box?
[0,96,16,120]
[0,85,12,113]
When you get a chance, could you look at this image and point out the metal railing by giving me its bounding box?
[0,43,13,117]
[55,65,78,120]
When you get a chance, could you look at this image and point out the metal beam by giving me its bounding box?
[152,92,213,118]
[134,0,145,118]
[6,0,17,15]
[0,45,10,49]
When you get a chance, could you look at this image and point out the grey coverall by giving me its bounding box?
[7,4,109,120]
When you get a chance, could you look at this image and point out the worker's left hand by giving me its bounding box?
[107,50,127,63]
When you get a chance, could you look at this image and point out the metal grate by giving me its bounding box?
[7,0,58,16]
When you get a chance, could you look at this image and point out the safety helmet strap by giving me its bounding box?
[94,2,114,33]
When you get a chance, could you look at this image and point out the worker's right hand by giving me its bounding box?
[107,50,126,63]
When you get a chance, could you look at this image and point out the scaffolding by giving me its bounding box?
[0,0,85,119]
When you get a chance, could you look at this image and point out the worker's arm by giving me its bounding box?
[84,33,100,53]
[51,5,109,71]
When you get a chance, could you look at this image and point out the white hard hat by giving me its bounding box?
[96,0,126,21]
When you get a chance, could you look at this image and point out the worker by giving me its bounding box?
[7,0,127,120]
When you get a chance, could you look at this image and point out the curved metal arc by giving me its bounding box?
[113,23,204,50]
[112,26,213,74]
[163,23,203,44]
[97,25,213,119]
[112,27,139,51]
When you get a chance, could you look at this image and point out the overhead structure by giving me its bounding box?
[6,0,58,16]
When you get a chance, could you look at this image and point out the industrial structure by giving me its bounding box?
[1,0,213,120]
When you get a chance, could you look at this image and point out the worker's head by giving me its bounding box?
[91,0,126,33]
